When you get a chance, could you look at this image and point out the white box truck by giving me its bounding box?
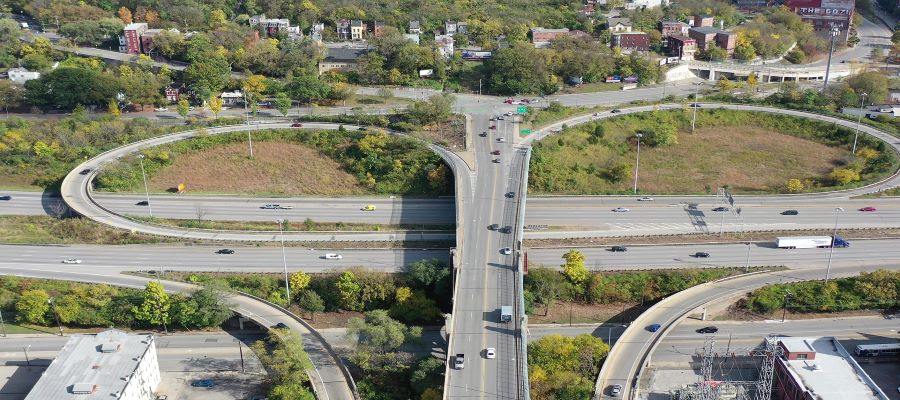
[776,236,849,249]
[500,306,513,322]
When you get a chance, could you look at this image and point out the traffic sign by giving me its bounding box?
[520,129,532,134]
[516,106,527,113]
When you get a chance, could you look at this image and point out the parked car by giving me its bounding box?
[491,150,501,155]
[781,210,799,215]
[696,326,719,334]
[859,206,877,212]
[501,248,512,255]
[191,379,215,388]
[612,207,630,212]
[0,195,11,201]
[610,246,627,252]
[647,324,662,332]
[485,347,496,359]
[62,258,82,264]
[637,197,654,201]
[154,107,169,112]
[610,384,623,397]
[290,123,303,127]
[324,254,343,260]
[693,252,710,258]
[216,249,235,254]
[712,207,729,212]
[136,200,149,206]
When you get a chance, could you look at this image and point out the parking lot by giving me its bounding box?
[156,371,267,400]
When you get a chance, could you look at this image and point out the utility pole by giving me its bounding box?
[48,298,63,336]
[276,219,291,301]
[822,26,840,93]
[0,311,6,337]
[24,345,30,366]
[852,92,867,156]
[633,133,643,194]
[824,207,843,284]
[691,83,700,132]
[745,241,752,272]
[137,154,153,217]
[244,93,253,158]
[781,292,792,323]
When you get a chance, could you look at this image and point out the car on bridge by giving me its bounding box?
[859,206,877,212]
[505,191,515,198]
[272,322,288,329]
[781,210,799,215]
[612,207,630,212]
[499,226,512,233]
[610,246,627,252]
[480,131,487,137]
[712,207,729,212]
[491,150,501,155]
[62,258,82,264]
[216,249,235,254]
[610,109,621,113]
[690,103,701,108]
[79,168,93,175]
[609,384,622,397]
[647,324,661,332]
[261,204,281,209]
[324,254,343,260]
[497,137,505,142]
[136,200,149,206]
[501,248,512,255]
[696,326,719,334]
[493,158,501,163]
[290,123,303,127]
[485,348,496,359]
[454,354,465,369]
[489,224,499,230]
[692,252,710,258]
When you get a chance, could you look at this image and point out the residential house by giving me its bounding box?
[249,14,291,37]
[122,22,148,54]
[692,15,715,27]
[311,22,325,42]
[409,20,421,34]
[666,35,697,60]
[659,20,689,37]
[784,0,854,35]
[117,35,127,52]
[140,28,180,55]
[350,20,366,40]
[580,4,596,16]
[445,21,458,35]
[889,89,900,103]
[607,17,633,33]
[457,22,468,34]
[7,67,40,84]
[220,90,244,105]
[530,27,570,48]
[404,33,421,44]
[336,19,351,40]
[611,32,650,52]
[625,0,665,9]
[435,34,455,59]
[318,46,370,74]
[371,21,385,37]
[165,83,188,103]
[688,26,736,54]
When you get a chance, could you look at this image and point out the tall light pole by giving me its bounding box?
[137,154,152,217]
[243,93,254,158]
[691,83,701,132]
[822,26,840,93]
[276,219,291,302]
[745,241,752,273]
[633,133,643,194]
[48,298,63,336]
[824,207,844,284]
[852,92,868,156]
[23,345,30,366]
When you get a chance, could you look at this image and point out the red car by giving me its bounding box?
[489,125,497,130]
[491,150,501,155]
[290,123,303,127]
[859,207,877,212]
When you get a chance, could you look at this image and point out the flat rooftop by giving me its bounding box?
[779,337,881,400]
[24,330,155,400]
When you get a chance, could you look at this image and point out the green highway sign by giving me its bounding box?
[520,129,532,134]
[516,106,528,113]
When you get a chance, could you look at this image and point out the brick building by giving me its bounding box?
[693,15,715,27]
[773,337,886,400]
[612,32,650,52]
[530,27,570,48]
[659,20,689,36]
[784,0,854,35]
[689,26,736,55]
[122,22,147,54]
[666,35,697,60]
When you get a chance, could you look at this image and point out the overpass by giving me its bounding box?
[675,60,857,83]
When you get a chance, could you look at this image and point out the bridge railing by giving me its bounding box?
[514,147,533,399]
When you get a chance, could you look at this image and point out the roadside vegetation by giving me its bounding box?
[251,329,316,400]
[529,334,609,399]
[530,109,897,195]
[0,215,174,244]
[0,277,233,332]
[742,269,899,314]
[131,216,453,233]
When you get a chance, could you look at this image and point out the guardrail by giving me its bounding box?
[515,147,533,399]
[240,291,360,400]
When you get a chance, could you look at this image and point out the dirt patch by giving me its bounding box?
[525,227,900,247]
[528,300,647,325]
[148,141,370,196]
[717,300,889,322]
[300,310,366,329]
[409,114,466,150]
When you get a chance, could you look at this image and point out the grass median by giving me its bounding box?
[128,215,454,232]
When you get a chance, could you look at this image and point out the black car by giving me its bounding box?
[781,210,799,215]
[136,200,149,206]
[357,127,367,131]
[500,226,512,233]
[505,192,516,198]
[480,131,487,137]
[690,103,702,108]
[712,207,729,212]
[79,168,93,175]
[610,109,621,113]
[0,195,11,201]
[610,246,627,252]
[216,249,235,254]
[693,252,710,258]
[696,326,718,334]
[489,224,500,231]
[272,322,289,329]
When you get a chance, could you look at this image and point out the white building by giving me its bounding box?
[25,330,160,400]
[625,0,666,9]
[435,34,455,59]
[220,90,244,105]
[7,68,40,84]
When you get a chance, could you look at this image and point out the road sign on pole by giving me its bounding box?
[516,106,527,113]
[520,129,532,134]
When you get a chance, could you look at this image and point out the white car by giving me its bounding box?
[485,348,496,359]
[324,254,343,260]
[612,207,630,212]
[497,137,506,142]
[501,248,512,255]
[62,258,82,264]
[153,107,168,112]
[637,197,654,201]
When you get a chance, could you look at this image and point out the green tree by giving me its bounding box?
[389,290,442,324]
[179,287,233,328]
[275,92,291,117]
[335,271,362,311]
[177,98,190,119]
[184,56,231,94]
[830,168,860,185]
[561,250,588,286]
[0,80,23,113]
[705,44,728,61]
[410,357,445,395]
[297,290,325,321]
[785,178,804,193]
[286,74,330,104]
[132,281,171,327]
[346,309,421,352]
[525,267,566,315]
[119,67,166,110]
[15,289,49,324]
[251,329,313,397]
[25,67,120,110]
[846,72,889,104]
[407,94,455,125]
[406,259,449,288]
[107,100,121,117]
[59,18,124,46]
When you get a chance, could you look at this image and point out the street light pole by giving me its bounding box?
[276,219,291,302]
[633,133,643,194]
[137,154,152,217]
[691,84,700,132]
[244,93,253,158]
[822,26,840,93]
[745,241,752,272]
[852,93,867,156]
[781,292,791,323]
[24,345,30,366]
[824,207,843,284]
[48,298,63,336]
